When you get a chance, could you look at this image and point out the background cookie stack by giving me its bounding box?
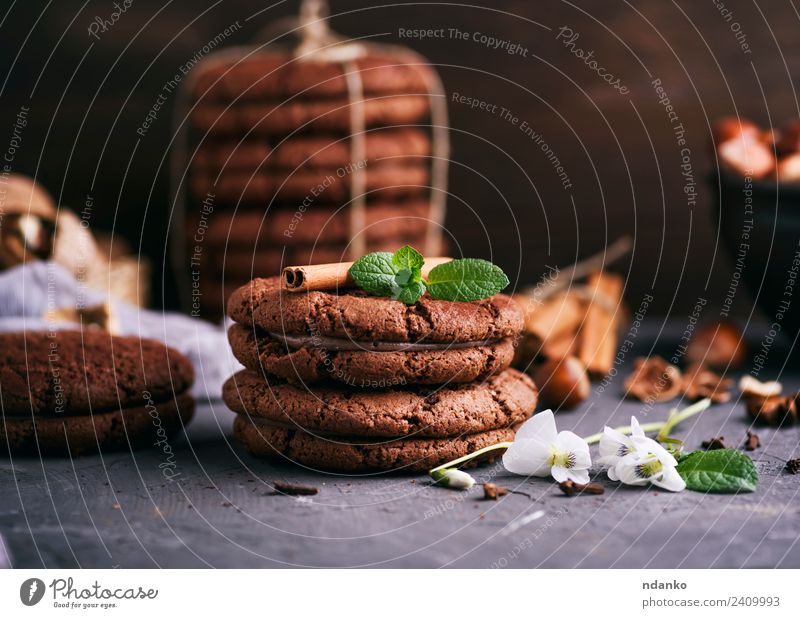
[222,277,538,472]
[176,3,449,318]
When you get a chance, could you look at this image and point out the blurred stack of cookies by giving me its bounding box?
[182,37,448,317]
[222,277,537,472]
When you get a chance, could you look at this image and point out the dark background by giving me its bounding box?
[1,0,798,317]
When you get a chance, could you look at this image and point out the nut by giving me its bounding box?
[717,135,775,179]
[531,356,590,410]
[686,321,746,370]
[776,152,800,182]
[712,116,760,146]
[738,375,782,399]
[624,356,683,403]
[682,363,733,402]
[745,393,799,426]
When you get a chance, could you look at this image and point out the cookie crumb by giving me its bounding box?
[786,459,800,475]
[482,483,509,500]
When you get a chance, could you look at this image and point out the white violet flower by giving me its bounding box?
[598,415,644,468]
[502,409,591,483]
[600,416,685,492]
[430,468,475,489]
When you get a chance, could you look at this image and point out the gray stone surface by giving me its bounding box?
[2,331,800,568]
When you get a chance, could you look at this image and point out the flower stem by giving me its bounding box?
[428,441,513,475]
[583,421,665,445]
[584,398,711,444]
[655,398,711,442]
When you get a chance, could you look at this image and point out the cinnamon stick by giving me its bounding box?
[282,257,452,292]
[578,271,624,379]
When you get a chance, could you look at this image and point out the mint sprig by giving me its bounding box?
[348,252,397,297]
[427,258,510,302]
[676,449,758,493]
[348,246,509,304]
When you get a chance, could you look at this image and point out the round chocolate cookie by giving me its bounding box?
[233,416,516,472]
[227,277,523,344]
[193,53,435,101]
[224,367,535,436]
[191,163,429,203]
[227,324,517,385]
[0,330,194,415]
[198,199,432,247]
[194,128,430,172]
[1,393,195,456]
[191,94,430,136]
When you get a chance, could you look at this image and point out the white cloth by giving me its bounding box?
[0,261,240,400]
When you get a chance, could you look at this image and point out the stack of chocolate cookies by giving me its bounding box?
[186,52,444,317]
[0,330,195,455]
[222,278,538,472]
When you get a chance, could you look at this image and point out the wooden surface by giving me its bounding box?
[2,324,800,568]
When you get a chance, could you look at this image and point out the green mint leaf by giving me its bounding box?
[396,280,426,305]
[349,252,398,297]
[392,245,424,276]
[427,258,510,302]
[676,449,758,493]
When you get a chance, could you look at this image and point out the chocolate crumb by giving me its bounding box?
[744,431,760,451]
[559,480,604,496]
[701,437,729,450]
[786,459,800,475]
[222,501,232,507]
[483,483,510,500]
[271,481,319,496]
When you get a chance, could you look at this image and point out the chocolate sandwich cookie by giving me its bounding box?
[227,277,523,344]
[199,200,432,247]
[193,53,435,101]
[224,368,536,436]
[227,323,516,385]
[194,128,430,172]
[233,418,517,473]
[191,94,430,136]
[190,163,429,203]
[0,330,195,455]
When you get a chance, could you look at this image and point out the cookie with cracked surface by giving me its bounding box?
[227,277,523,344]
[193,128,430,172]
[190,163,429,204]
[192,53,435,101]
[227,324,517,385]
[191,94,430,136]
[1,393,195,456]
[197,200,432,247]
[0,330,194,416]
[224,367,535,437]
[233,415,517,472]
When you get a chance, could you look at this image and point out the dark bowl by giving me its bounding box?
[711,170,800,341]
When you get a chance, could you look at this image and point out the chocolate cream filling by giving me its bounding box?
[267,331,500,352]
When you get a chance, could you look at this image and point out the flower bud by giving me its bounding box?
[430,468,475,489]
